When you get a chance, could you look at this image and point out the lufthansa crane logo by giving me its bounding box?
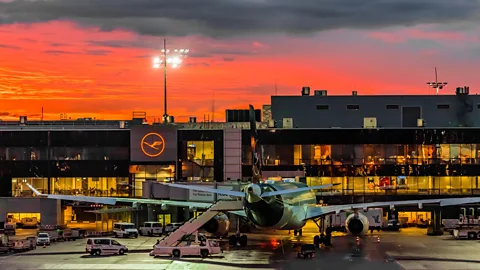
[140,132,165,157]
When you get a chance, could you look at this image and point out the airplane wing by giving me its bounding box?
[160,182,246,197]
[304,197,480,220]
[26,183,213,209]
[161,182,336,198]
[260,184,339,198]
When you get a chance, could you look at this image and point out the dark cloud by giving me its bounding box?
[43,50,79,55]
[0,44,21,50]
[223,57,235,62]
[85,49,112,56]
[43,49,111,56]
[50,42,72,47]
[0,0,478,37]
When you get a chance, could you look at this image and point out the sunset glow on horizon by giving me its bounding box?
[1,1,479,122]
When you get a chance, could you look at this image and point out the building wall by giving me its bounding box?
[271,94,480,128]
[0,197,61,225]
[223,129,242,181]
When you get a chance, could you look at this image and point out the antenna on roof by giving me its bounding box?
[426,67,448,95]
[211,90,215,122]
[274,80,278,96]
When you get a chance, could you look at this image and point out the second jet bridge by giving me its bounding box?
[157,200,243,247]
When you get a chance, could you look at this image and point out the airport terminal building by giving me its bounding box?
[2,85,480,225]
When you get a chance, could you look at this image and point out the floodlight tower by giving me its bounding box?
[426,67,447,95]
[153,39,189,122]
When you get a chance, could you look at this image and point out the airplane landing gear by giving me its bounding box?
[229,234,247,247]
[293,229,303,236]
[313,216,332,248]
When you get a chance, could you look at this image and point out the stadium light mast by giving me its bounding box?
[426,67,447,95]
[153,39,189,122]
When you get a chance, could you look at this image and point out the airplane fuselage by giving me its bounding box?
[244,182,316,230]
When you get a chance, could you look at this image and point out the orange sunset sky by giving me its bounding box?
[0,1,479,122]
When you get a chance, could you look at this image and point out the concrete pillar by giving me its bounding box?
[40,199,62,225]
[147,204,154,221]
[428,208,443,235]
[0,200,7,222]
[183,207,191,222]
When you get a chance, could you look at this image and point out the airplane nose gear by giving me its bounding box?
[293,229,303,236]
[313,216,332,248]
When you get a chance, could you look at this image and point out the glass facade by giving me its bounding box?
[131,165,176,197]
[12,177,130,197]
[306,176,480,196]
[182,140,215,181]
[241,128,480,196]
[242,144,480,166]
[0,147,129,160]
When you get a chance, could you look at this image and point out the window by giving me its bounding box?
[346,104,360,110]
[437,104,450,109]
[386,104,399,110]
[316,105,329,110]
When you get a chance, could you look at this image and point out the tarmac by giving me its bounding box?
[2,222,480,270]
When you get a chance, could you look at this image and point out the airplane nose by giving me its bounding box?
[245,184,262,203]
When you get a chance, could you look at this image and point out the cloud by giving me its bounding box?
[369,26,477,44]
[0,0,479,37]
[84,49,112,56]
[43,50,78,55]
[0,44,21,50]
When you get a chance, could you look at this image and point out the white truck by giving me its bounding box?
[139,222,163,236]
[113,223,139,238]
[152,231,222,258]
[328,208,384,232]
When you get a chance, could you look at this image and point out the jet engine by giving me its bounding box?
[201,213,230,237]
[345,212,369,236]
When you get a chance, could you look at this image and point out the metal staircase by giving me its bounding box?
[157,200,243,247]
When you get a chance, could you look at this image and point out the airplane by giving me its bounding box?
[25,104,480,247]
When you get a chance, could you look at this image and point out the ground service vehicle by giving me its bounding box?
[4,223,16,236]
[164,223,183,234]
[153,237,221,258]
[21,218,38,229]
[86,238,128,256]
[0,234,10,253]
[113,223,139,238]
[452,224,480,239]
[36,233,50,246]
[296,244,315,258]
[139,222,163,236]
[12,238,35,252]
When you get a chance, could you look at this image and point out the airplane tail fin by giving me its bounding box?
[249,104,263,183]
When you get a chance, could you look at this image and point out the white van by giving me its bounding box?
[113,223,138,238]
[164,223,184,234]
[85,238,128,256]
[139,222,163,236]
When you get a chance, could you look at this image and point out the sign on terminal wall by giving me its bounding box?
[130,126,178,162]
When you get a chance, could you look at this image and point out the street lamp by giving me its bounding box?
[426,67,447,95]
[152,39,189,122]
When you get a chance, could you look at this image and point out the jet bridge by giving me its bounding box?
[157,200,243,247]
